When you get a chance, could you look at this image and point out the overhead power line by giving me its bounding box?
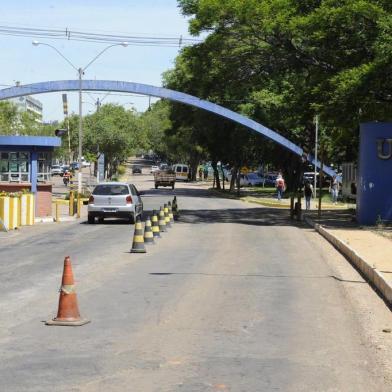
[0,24,202,47]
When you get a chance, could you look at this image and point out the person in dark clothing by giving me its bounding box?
[203,167,208,180]
[304,180,313,210]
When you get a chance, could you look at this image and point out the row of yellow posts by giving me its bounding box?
[53,190,83,223]
[0,189,85,230]
[0,193,35,231]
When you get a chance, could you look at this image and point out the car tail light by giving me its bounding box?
[126,195,133,204]
[88,195,94,204]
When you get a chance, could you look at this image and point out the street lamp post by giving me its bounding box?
[77,67,83,192]
[32,40,128,192]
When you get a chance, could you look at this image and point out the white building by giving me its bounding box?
[9,96,43,123]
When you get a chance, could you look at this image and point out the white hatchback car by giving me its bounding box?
[87,182,143,224]
[51,165,63,176]
[241,173,263,187]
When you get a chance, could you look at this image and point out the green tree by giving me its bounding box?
[139,100,172,158]
[170,0,392,190]
[82,104,141,178]
[0,100,50,136]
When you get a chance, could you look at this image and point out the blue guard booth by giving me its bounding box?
[357,123,392,225]
[0,135,61,217]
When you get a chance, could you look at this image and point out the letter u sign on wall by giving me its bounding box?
[377,138,392,160]
[358,123,392,225]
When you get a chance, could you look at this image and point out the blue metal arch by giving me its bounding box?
[0,79,336,178]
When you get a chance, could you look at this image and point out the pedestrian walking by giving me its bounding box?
[198,167,203,181]
[330,176,339,204]
[304,180,313,210]
[203,166,208,180]
[275,173,286,201]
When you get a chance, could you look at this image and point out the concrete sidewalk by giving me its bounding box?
[304,209,392,306]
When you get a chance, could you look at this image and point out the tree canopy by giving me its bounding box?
[162,0,392,186]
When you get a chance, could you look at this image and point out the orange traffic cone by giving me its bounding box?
[46,256,90,326]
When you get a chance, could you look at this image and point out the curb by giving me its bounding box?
[56,216,78,222]
[241,197,289,209]
[35,216,55,223]
[304,216,392,306]
[37,216,79,223]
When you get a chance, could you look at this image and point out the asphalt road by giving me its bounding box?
[1,179,392,391]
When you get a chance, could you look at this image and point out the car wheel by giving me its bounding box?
[172,184,175,190]
[98,217,104,223]
[88,214,95,224]
[129,213,135,224]
[155,184,158,189]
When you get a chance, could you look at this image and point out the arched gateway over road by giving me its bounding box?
[0,80,337,178]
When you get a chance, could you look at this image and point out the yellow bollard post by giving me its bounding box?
[69,191,74,216]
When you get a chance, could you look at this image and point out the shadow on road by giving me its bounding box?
[140,187,212,198]
[176,207,296,227]
[80,208,358,230]
[305,209,358,229]
[79,208,293,227]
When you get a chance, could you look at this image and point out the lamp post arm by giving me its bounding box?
[82,44,120,72]
[38,43,78,72]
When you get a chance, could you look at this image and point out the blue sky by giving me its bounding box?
[0,0,193,121]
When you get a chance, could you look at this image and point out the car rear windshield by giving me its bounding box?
[93,185,129,195]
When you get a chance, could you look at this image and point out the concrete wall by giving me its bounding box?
[0,183,52,217]
[36,184,52,217]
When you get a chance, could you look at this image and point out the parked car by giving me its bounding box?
[241,172,263,187]
[81,159,91,168]
[87,182,143,224]
[150,165,160,174]
[302,172,330,187]
[70,162,80,171]
[263,174,278,186]
[50,165,62,176]
[132,165,142,174]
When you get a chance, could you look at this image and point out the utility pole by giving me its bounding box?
[78,67,83,193]
[66,116,71,163]
[314,115,319,198]
[318,144,324,220]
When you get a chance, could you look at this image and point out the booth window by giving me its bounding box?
[0,151,30,182]
[37,152,51,182]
